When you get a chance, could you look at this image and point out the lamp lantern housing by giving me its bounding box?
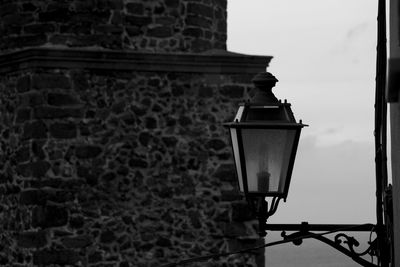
[225,72,306,234]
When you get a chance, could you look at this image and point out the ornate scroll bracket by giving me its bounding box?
[266,222,380,267]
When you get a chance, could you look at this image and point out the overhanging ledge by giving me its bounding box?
[0,48,272,74]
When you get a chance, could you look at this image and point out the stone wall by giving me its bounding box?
[0,0,226,53]
[0,0,272,266]
[0,49,270,266]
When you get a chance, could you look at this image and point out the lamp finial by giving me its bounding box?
[251,72,279,103]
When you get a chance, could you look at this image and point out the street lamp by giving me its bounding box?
[224,71,391,267]
[224,72,306,236]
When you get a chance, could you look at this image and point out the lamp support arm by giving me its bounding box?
[265,222,380,267]
[249,196,282,236]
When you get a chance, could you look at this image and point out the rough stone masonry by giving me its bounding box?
[0,1,271,266]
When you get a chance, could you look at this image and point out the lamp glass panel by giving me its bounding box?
[230,128,244,192]
[241,129,296,194]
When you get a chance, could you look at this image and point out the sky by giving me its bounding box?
[227,1,379,265]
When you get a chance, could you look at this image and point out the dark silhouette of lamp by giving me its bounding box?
[225,72,306,236]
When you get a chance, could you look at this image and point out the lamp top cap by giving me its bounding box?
[252,72,279,87]
[251,72,279,103]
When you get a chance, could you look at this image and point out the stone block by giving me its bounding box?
[20,189,73,205]
[214,40,226,50]
[66,34,121,48]
[161,136,178,147]
[34,106,82,119]
[0,184,20,195]
[125,15,152,26]
[15,108,31,123]
[20,189,46,204]
[75,145,102,159]
[60,22,92,35]
[73,1,96,12]
[16,160,50,178]
[231,74,255,83]
[217,20,227,32]
[126,26,141,36]
[3,34,47,49]
[182,27,203,38]
[111,100,126,114]
[97,0,123,10]
[33,249,80,265]
[38,9,72,22]
[165,0,179,7]
[220,85,245,98]
[0,25,21,36]
[76,165,100,185]
[213,164,235,181]
[215,209,230,222]
[48,34,69,46]
[16,75,31,93]
[100,229,116,243]
[171,85,184,96]
[214,32,227,42]
[126,3,144,14]
[22,120,47,140]
[14,145,30,163]
[88,251,103,263]
[198,86,213,98]
[20,92,45,106]
[145,117,157,128]
[128,158,148,168]
[153,3,165,14]
[47,92,81,106]
[204,30,212,40]
[101,172,116,182]
[32,140,46,159]
[32,205,68,228]
[188,210,202,229]
[3,13,34,26]
[222,222,248,237]
[156,236,172,247]
[22,3,38,12]
[155,16,176,25]
[191,39,212,52]
[231,201,253,221]
[95,24,124,34]
[186,15,212,28]
[0,3,18,16]
[61,235,92,248]
[111,10,124,25]
[69,215,85,229]
[32,73,71,90]
[71,71,89,91]
[24,23,56,34]
[187,3,214,18]
[147,26,173,38]
[18,231,47,248]
[206,138,226,151]
[49,122,77,139]
[215,0,228,9]
[70,10,111,24]
[178,115,191,126]
[220,190,242,202]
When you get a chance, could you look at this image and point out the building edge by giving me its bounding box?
[0,47,272,75]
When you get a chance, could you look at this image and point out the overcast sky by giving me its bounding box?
[228,0,377,223]
[227,1,379,265]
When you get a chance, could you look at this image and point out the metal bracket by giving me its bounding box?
[265,222,379,267]
[248,196,282,236]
